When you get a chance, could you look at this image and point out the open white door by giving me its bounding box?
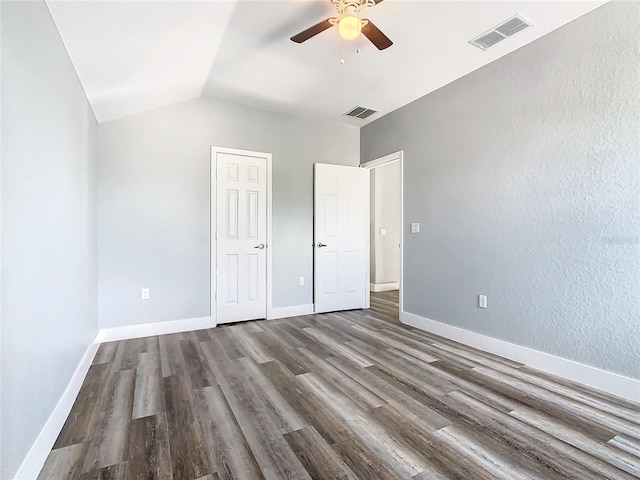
[314,163,369,313]
[213,149,269,324]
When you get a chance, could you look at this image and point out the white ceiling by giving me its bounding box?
[46,1,607,125]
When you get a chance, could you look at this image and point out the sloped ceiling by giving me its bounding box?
[46,1,607,124]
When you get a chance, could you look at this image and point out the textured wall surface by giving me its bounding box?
[361,2,639,379]
[1,2,98,477]
[97,97,359,328]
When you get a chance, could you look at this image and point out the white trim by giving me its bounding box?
[370,282,400,292]
[210,148,217,326]
[266,155,273,319]
[210,147,272,325]
[365,169,371,309]
[361,151,404,314]
[268,304,314,320]
[401,311,640,403]
[14,338,100,480]
[361,152,401,169]
[95,316,213,344]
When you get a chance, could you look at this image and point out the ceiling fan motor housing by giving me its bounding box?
[331,0,377,16]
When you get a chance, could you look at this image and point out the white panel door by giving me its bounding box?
[314,163,369,313]
[216,151,267,323]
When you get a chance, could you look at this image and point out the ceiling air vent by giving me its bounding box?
[344,106,378,119]
[469,15,532,51]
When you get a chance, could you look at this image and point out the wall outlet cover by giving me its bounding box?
[411,223,420,233]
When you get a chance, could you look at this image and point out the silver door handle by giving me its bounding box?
[317,243,327,248]
[254,243,265,249]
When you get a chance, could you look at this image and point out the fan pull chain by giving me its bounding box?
[356,14,361,53]
[340,37,345,64]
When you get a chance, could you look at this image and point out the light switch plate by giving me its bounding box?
[478,294,487,309]
[380,228,387,236]
[411,223,420,234]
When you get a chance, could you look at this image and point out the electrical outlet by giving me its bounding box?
[411,223,420,233]
[299,276,305,286]
[380,228,387,236]
[478,294,487,309]
[141,288,150,300]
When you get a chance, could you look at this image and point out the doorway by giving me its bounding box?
[362,151,403,319]
[210,147,272,325]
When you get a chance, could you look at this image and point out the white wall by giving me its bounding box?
[1,2,98,478]
[97,97,359,328]
[370,162,400,287]
[361,2,640,380]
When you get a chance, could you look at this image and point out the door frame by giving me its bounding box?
[361,151,404,315]
[210,146,273,326]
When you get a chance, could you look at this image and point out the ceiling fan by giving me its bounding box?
[291,0,393,51]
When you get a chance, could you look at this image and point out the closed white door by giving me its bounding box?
[314,163,369,313]
[214,150,268,323]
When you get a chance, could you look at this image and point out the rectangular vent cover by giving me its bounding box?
[344,106,378,119]
[469,15,532,50]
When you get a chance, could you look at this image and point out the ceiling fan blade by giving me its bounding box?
[373,0,385,3]
[291,19,334,43]
[361,20,393,50]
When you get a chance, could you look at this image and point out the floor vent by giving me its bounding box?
[344,106,378,119]
[469,15,532,51]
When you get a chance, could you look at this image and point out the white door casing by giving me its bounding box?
[314,163,369,313]
[211,147,271,324]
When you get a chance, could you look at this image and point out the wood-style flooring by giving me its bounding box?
[39,291,640,479]
[369,289,399,324]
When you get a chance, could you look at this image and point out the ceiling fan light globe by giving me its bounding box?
[339,15,361,40]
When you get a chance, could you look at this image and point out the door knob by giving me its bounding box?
[317,243,327,248]
[254,243,265,249]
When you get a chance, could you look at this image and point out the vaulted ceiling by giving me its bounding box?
[46,1,606,125]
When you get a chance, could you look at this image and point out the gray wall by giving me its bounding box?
[1,2,98,478]
[371,162,400,285]
[98,98,359,328]
[361,2,640,379]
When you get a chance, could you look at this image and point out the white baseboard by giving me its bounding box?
[401,311,640,403]
[370,282,400,292]
[95,316,214,344]
[268,304,314,320]
[14,338,100,480]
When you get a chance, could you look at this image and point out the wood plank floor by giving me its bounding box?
[369,290,399,324]
[39,291,640,479]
